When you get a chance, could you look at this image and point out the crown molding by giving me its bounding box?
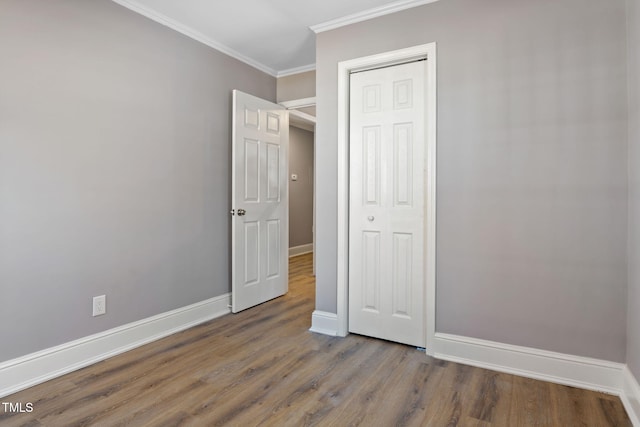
[277,64,316,78]
[111,0,278,77]
[310,0,441,33]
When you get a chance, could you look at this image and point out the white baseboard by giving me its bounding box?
[289,244,313,258]
[0,293,231,398]
[432,332,624,395]
[3,299,638,425]
[622,366,640,426]
[309,310,339,336]
[311,313,640,424]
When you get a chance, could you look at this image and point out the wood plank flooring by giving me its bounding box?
[0,254,632,426]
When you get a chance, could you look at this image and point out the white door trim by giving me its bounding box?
[280,97,317,110]
[336,43,437,354]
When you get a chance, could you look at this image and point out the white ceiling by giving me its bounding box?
[112,0,438,76]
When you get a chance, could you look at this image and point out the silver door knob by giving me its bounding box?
[237,209,246,216]
[367,216,375,221]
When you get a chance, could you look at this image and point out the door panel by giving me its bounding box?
[266,219,280,278]
[232,90,289,313]
[244,139,260,201]
[362,230,381,312]
[363,126,381,205]
[266,143,281,201]
[244,221,260,285]
[393,123,413,206]
[348,61,426,347]
[392,232,413,318]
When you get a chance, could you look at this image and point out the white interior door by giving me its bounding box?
[348,61,426,347]
[232,90,289,313]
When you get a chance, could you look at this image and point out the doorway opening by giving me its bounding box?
[281,99,316,275]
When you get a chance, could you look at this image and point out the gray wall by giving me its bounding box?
[628,0,640,378]
[316,0,628,361]
[288,127,314,248]
[277,71,316,102]
[0,0,275,362]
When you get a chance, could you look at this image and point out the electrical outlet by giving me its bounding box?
[93,295,106,317]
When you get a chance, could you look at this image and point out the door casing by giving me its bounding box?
[335,43,437,354]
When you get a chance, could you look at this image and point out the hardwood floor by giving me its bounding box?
[1,253,632,426]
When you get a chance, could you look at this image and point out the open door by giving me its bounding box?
[231,90,289,313]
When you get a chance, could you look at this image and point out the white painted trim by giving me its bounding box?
[290,121,315,133]
[336,43,437,347]
[289,243,314,257]
[280,97,317,110]
[433,332,640,424]
[622,366,640,426]
[0,294,231,398]
[310,0,441,33]
[277,64,316,78]
[424,45,438,355]
[309,311,339,336]
[110,0,277,77]
[289,110,316,126]
[336,55,350,338]
[283,99,317,131]
[433,333,624,395]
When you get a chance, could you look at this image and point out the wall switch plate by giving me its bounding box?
[93,295,106,316]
